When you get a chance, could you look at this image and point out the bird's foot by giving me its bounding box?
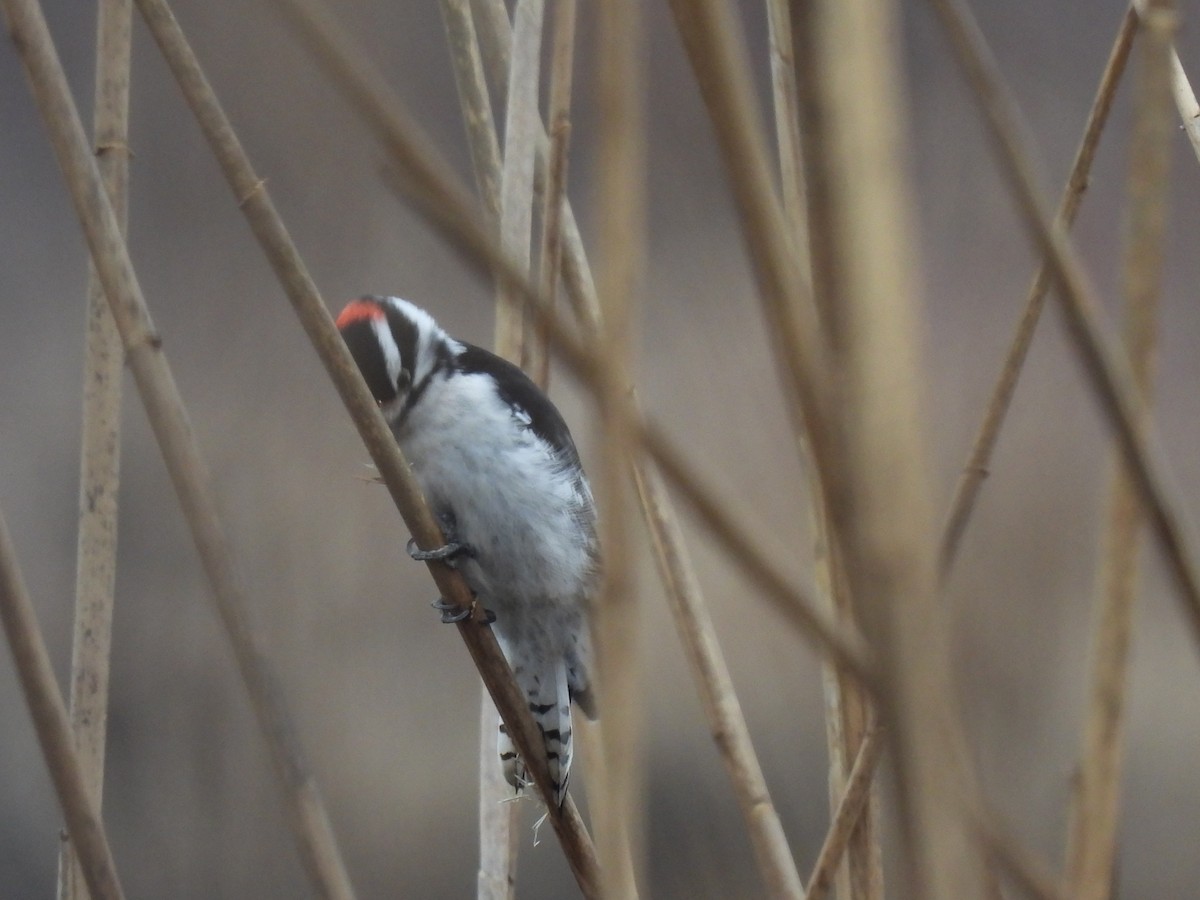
[406,536,475,567]
[430,597,496,625]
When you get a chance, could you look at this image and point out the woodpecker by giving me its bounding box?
[336,295,598,806]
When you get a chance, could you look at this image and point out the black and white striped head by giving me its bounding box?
[335,296,459,425]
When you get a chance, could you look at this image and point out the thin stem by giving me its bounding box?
[8,0,359,894]
[803,723,884,900]
[494,0,544,358]
[1066,3,1174,896]
[633,458,805,899]
[796,0,987,896]
[59,0,131,896]
[938,6,1139,578]
[530,0,576,385]
[924,0,1200,658]
[591,0,645,894]
[0,502,125,900]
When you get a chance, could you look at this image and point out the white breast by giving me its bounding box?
[397,372,597,616]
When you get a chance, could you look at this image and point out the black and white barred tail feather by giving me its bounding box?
[498,658,579,806]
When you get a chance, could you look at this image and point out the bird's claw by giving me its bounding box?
[430,597,496,625]
[407,536,474,566]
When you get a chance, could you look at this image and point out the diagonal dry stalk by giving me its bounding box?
[938,5,1139,577]
[795,0,988,896]
[924,0,1200,654]
[59,0,131,898]
[1066,3,1174,896]
[125,0,601,892]
[0,507,126,900]
[802,722,883,900]
[665,0,835,499]
[274,0,871,686]
[5,0,359,895]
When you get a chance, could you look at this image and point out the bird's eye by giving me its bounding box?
[396,370,412,394]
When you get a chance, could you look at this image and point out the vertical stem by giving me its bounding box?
[529,0,576,386]
[1066,2,1174,896]
[59,0,131,897]
[593,0,644,895]
[494,0,545,357]
[797,0,986,895]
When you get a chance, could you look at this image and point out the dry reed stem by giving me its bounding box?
[591,1,645,895]
[924,0,1200,656]
[938,6,1139,577]
[530,0,576,386]
[797,0,987,895]
[59,0,131,897]
[632,458,805,898]
[131,0,600,892]
[0,508,126,900]
[435,4,517,893]
[1129,0,1200,164]
[439,1,518,894]
[784,1,885,892]
[8,0,359,894]
[802,722,883,900]
[437,2,521,895]
[275,0,871,684]
[494,0,544,359]
[665,0,834,493]
[468,0,601,336]
[439,0,502,225]
[765,0,809,271]
[1066,4,1174,896]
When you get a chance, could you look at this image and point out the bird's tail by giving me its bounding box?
[497,658,574,807]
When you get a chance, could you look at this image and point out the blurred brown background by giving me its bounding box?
[2,1,1199,896]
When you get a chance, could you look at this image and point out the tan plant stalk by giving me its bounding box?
[765,0,810,271]
[0,508,126,900]
[468,0,602,334]
[1128,0,1200,163]
[924,0,1200,653]
[785,3,885,895]
[439,2,518,895]
[494,0,544,358]
[591,0,645,895]
[665,0,834,495]
[802,723,883,900]
[439,0,502,224]
[275,0,872,683]
[6,0,359,894]
[632,460,805,898]
[127,0,601,891]
[938,6,1138,577]
[796,0,987,895]
[529,0,576,386]
[59,0,131,897]
[1066,3,1174,896]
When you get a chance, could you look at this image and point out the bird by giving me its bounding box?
[336,295,598,807]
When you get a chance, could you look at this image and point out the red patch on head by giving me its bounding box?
[335,298,385,330]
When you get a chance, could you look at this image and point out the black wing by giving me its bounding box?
[455,343,582,467]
